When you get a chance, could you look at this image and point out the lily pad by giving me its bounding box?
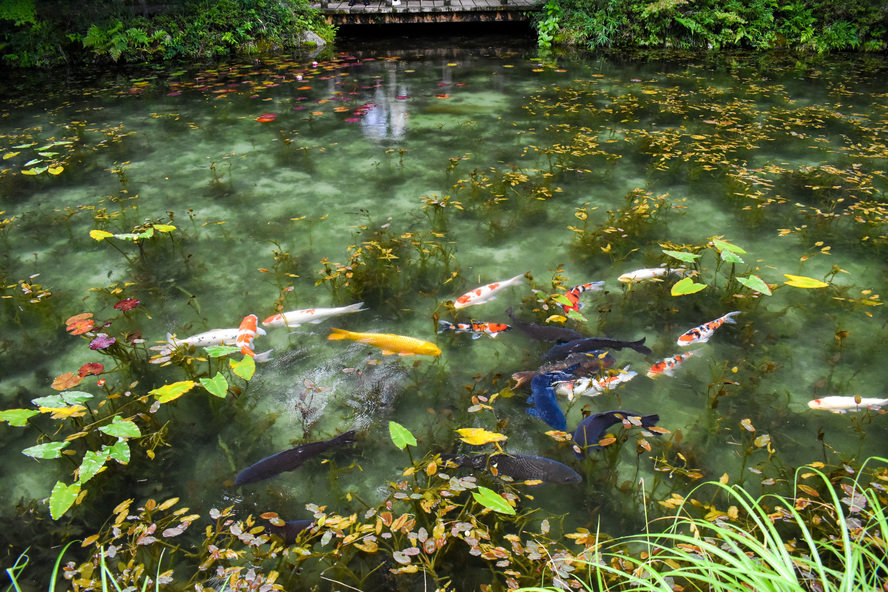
[472,486,515,515]
[200,373,228,398]
[671,277,707,296]
[49,481,81,520]
[662,249,700,263]
[784,274,828,289]
[99,417,141,438]
[0,409,40,427]
[389,421,416,450]
[736,274,772,295]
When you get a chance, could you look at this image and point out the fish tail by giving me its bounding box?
[327,327,350,340]
[344,302,366,313]
[631,337,653,356]
[723,311,742,324]
[437,320,454,334]
[640,414,660,429]
[254,350,274,363]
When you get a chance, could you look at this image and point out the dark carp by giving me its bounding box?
[446,453,581,484]
[572,410,659,458]
[512,351,616,389]
[505,307,584,343]
[544,336,652,360]
[234,430,356,486]
[526,371,568,431]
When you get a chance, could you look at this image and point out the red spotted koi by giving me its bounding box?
[646,350,701,379]
[437,320,511,339]
[677,311,741,346]
[236,314,261,357]
[453,273,526,309]
[561,281,605,313]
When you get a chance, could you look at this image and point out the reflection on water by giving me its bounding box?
[1,38,887,586]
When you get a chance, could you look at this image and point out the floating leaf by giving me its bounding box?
[66,319,96,335]
[52,372,82,391]
[736,274,772,295]
[99,418,141,438]
[47,166,64,175]
[152,224,176,233]
[754,434,771,448]
[784,274,828,289]
[720,249,744,264]
[23,441,69,459]
[104,440,131,464]
[545,314,567,324]
[456,428,508,446]
[230,355,255,380]
[662,249,700,263]
[78,450,108,484]
[89,230,114,241]
[60,391,93,405]
[41,405,87,420]
[389,421,417,450]
[200,373,228,398]
[3,151,20,159]
[113,298,140,311]
[205,345,240,357]
[150,380,196,403]
[78,363,104,377]
[472,486,515,515]
[711,238,746,254]
[49,481,81,520]
[0,409,39,427]
[671,277,707,296]
[89,334,116,350]
[740,418,755,432]
[551,294,573,306]
[566,310,587,322]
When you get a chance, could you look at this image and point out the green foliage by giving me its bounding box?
[534,0,888,51]
[1,0,334,68]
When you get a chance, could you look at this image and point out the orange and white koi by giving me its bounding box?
[618,267,689,284]
[236,314,262,357]
[807,396,888,413]
[453,273,527,309]
[263,302,365,328]
[646,350,701,378]
[437,320,511,339]
[561,281,605,313]
[328,327,441,357]
[161,326,272,361]
[677,311,741,346]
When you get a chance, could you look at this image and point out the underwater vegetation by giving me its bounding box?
[1,47,887,590]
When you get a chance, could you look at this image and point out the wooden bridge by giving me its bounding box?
[313,0,541,25]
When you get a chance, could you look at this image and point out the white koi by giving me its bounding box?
[262,302,365,328]
[807,396,888,413]
[453,273,527,309]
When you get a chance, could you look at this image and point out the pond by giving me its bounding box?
[1,32,887,590]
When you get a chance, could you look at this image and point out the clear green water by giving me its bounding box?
[1,36,888,585]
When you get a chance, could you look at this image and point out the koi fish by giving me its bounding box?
[561,281,605,312]
[545,335,652,359]
[572,410,660,458]
[328,327,441,357]
[505,307,584,343]
[807,396,888,413]
[236,314,262,357]
[262,302,365,328]
[646,350,701,378]
[164,327,272,362]
[618,267,689,284]
[677,311,741,346]
[512,351,616,389]
[453,273,527,309]
[235,430,356,485]
[445,453,581,484]
[437,320,511,339]
[556,366,637,401]
[527,371,568,431]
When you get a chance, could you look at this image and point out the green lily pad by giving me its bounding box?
[472,486,515,515]
[736,274,772,295]
[0,409,40,427]
[200,373,228,398]
[98,417,141,438]
[671,276,707,296]
[23,441,69,459]
[49,481,81,520]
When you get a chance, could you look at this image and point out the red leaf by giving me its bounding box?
[113,298,140,311]
[78,362,104,378]
[67,319,96,335]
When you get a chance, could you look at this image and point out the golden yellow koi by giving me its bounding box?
[327,328,441,357]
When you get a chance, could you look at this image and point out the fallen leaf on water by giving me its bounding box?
[52,372,83,391]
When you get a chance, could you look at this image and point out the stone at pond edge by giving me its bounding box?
[299,31,326,48]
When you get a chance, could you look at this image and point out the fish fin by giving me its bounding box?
[396,351,414,356]
[253,350,274,363]
[724,311,742,323]
[327,328,349,340]
[309,319,325,324]
[437,320,453,334]
[641,414,660,428]
[471,333,483,340]
[256,327,267,336]
[345,302,366,313]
